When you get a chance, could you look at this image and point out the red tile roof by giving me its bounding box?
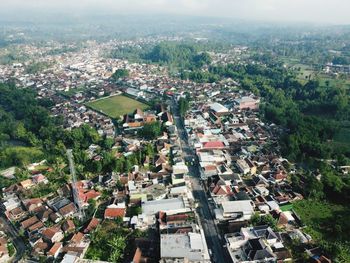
[42,227,61,240]
[104,208,125,219]
[21,216,39,229]
[203,141,225,149]
[84,218,100,233]
[70,232,84,245]
[48,242,62,257]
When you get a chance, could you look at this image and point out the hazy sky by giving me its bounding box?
[1,0,349,25]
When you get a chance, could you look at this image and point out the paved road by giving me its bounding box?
[171,99,232,263]
[0,216,26,262]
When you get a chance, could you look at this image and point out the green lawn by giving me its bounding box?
[280,203,293,212]
[86,95,148,118]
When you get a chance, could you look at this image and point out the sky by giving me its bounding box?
[0,0,349,25]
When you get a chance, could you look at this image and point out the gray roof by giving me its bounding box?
[209,102,229,113]
[222,200,253,214]
[142,197,185,215]
[161,233,206,261]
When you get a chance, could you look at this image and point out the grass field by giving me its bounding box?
[86,95,148,118]
[280,203,293,212]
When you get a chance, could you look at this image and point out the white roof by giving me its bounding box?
[170,185,187,195]
[222,200,253,214]
[209,102,229,113]
[61,253,78,263]
[173,162,189,175]
[142,197,185,215]
[240,96,256,102]
[282,211,295,221]
[189,232,204,250]
[267,201,280,211]
[161,233,206,261]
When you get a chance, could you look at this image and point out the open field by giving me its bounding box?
[86,95,148,118]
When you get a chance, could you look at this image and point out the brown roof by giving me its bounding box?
[84,218,100,234]
[62,220,75,232]
[70,232,84,245]
[37,208,53,221]
[59,203,76,217]
[23,198,43,211]
[21,216,39,229]
[28,221,44,232]
[33,241,49,253]
[9,206,26,217]
[20,179,33,188]
[133,247,143,263]
[42,227,61,240]
[48,242,62,256]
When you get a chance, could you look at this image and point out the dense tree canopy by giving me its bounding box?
[111,68,129,80]
[144,42,212,69]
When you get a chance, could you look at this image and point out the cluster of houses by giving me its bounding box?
[0,38,335,262]
[1,176,101,260]
[177,88,331,262]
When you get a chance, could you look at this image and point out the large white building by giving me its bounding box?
[160,232,210,262]
[215,200,254,221]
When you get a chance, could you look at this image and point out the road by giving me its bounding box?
[0,215,26,262]
[171,99,232,263]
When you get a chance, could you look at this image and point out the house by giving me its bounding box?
[225,226,281,263]
[48,242,62,258]
[235,96,260,110]
[104,206,126,220]
[245,158,257,175]
[236,159,250,175]
[20,179,34,189]
[7,206,27,221]
[83,218,100,234]
[50,212,62,223]
[217,200,254,221]
[37,208,53,222]
[33,240,50,257]
[42,227,64,243]
[202,141,225,150]
[78,189,101,206]
[243,238,276,262]
[21,216,39,230]
[1,194,21,212]
[211,184,233,196]
[28,221,44,233]
[32,174,48,184]
[59,203,76,218]
[62,220,75,233]
[23,198,43,212]
[69,232,84,246]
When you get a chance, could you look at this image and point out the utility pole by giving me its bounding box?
[66,149,85,220]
